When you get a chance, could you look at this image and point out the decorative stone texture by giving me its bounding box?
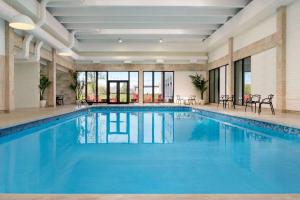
[233,34,277,61]
[0,55,5,111]
[47,50,56,107]
[4,22,15,112]
[40,64,48,101]
[56,70,76,105]
[228,37,234,96]
[276,6,287,112]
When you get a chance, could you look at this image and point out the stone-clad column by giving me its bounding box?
[4,22,15,112]
[227,37,234,96]
[138,69,143,103]
[48,49,57,107]
[276,6,287,113]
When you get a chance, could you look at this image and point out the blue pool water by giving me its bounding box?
[0,107,300,194]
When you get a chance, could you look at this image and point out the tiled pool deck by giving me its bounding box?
[0,104,300,129]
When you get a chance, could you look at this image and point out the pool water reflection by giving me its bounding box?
[77,112,174,144]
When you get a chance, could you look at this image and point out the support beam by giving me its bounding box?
[276,6,287,112]
[138,68,144,103]
[228,37,234,96]
[4,22,15,112]
[48,49,57,107]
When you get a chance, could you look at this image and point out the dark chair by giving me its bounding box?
[218,95,227,108]
[258,94,275,115]
[56,95,64,105]
[225,95,235,109]
[245,94,261,113]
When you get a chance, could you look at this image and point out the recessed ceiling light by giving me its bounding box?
[118,38,123,43]
[124,60,132,64]
[9,15,35,30]
[57,48,73,57]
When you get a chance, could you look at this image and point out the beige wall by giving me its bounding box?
[0,56,4,111]
[14,62,40,108]
[174,71,207,101]
[251,48,277,107]
[0,19,5,111]
[286,0,300,111]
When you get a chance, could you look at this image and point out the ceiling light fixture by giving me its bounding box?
[9,14,35,30]
[118,38,123,43]
[159,39,163,43]
[57,48,73,57]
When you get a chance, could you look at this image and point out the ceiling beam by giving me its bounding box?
[56,16,228,24]
[63,23,220,30]
[75,29,213,35]
[47,0,250,8]
[48,7,238,17]
[75,34,208,40]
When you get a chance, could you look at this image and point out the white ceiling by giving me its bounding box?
[45,0,252,63]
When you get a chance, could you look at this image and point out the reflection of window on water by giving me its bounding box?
[77,112,174,144]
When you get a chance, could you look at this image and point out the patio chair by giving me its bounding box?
[56,95,64,105]
[188,95,196,105]
[258,94,275,115]
[245,94,261,113]
[176,95,183,104]
[225,95,235,109]
[218,95,227,108]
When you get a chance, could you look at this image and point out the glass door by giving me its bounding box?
[108,81,129,104]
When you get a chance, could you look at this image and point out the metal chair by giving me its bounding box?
[176,95,183,104]
[218,95,227,108]
[225,95,235,109]
[188,95,196,105]
[258,94,275,115]
[245,94,261,113]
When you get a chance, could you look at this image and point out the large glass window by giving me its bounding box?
[77,72,86,101]
[164,72,174,103]
[143,72,153,103]
[234,57,251,105]
[98,72,107,103]
[129,72,139,103]
[143,71,174,103]
[209,68,219,103]
[209,65,227,103]
[86,72,97,102]
[77,71,139,103]
[154,72,163,103]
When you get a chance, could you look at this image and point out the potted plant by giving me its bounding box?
[69,71,84,106]
[39,75,51,108]
[189,73,208,105]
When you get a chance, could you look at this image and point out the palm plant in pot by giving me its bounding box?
[189,73,208,105]
[39,75,51,108]
[69,71,84,106]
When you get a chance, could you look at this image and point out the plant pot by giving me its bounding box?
[40,100,47,108]
[199,99,205,105]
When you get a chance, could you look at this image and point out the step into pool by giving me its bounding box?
[0,106,299,194]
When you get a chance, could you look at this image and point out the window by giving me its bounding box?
[129,72,139,103]
[209,65,227,103]
[234,57,251,105]
[77,71,139,103]
[98,72,107,103]
[77,72,86,101]
[87,72,97,102]
[143,71,174,103]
